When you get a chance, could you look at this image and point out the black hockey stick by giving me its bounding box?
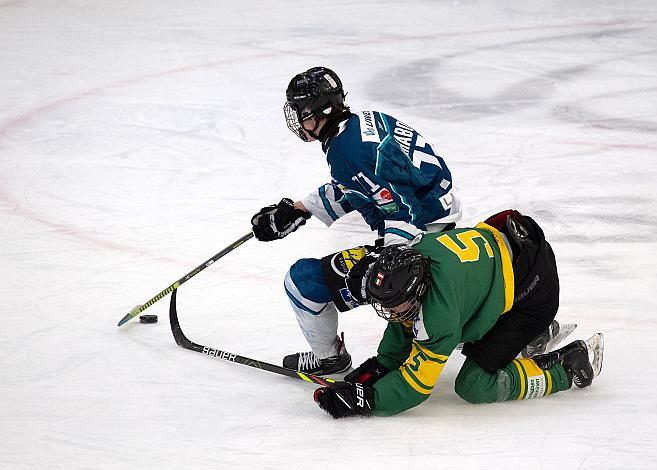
[169,289,336,386]
[118,231,254,326]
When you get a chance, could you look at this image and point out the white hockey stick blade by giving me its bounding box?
[585,332,604,378]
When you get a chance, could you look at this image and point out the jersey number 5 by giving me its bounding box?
[436,230,493,263]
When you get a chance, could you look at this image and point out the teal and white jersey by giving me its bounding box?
[301,111,461,245]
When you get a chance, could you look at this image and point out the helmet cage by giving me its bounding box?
[284,102,311,142]
[371,296,424,323]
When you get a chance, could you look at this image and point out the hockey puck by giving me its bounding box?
[139,314,158,324]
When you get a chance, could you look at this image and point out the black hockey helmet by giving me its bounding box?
[366,245,431,322]
[284,66,347,141]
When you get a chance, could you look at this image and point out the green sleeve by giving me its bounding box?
[376,322,413,371]
[373,335,455,416]
[372,368,429,416]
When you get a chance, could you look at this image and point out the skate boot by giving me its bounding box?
[283,333,352,375]
[521,320,578,358]
[533,333,604,388]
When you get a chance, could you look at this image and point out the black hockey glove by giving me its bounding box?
[344,356,390,387]
[313,381,374,419]
[344,254,378,303]
[251,198,311,242]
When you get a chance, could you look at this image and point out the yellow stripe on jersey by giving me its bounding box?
[476,222,515,313]
[400,341,448,395]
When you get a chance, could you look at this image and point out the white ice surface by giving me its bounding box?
[1,1,657,468]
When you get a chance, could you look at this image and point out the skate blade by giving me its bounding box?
[520,321,578,358]
[459,322,577,356]
[544,323,577,354]
[585,333,604,377]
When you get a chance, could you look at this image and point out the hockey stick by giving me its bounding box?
[169,289,336,386]
[117,231,254,326]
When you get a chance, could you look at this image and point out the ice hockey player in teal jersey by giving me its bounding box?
[252,66,461,246]
[249,67,463,376]
[313,210,604,418]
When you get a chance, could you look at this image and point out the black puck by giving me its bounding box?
[140,314,158,324]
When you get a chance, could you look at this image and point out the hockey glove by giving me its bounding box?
[344,356,390,387]
[313,381,374,419]
[344,254,377,303]
[251,198,311,242]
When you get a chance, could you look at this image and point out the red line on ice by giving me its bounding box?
[0,53,278,259]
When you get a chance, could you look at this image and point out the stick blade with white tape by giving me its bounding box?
[117,305,143,326]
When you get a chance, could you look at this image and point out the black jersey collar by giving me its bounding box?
[319,110,353,153]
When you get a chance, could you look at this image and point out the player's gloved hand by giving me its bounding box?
[344,254,377,303]
[344,356,390,387]
[251,198,311,242]
[313,381,374,419]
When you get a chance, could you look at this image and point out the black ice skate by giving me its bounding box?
[533,333,604,388]
[283,333,352,375]
[521,320,578,358]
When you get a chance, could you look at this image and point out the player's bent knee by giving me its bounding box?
[455,359,500,404]
[285,258,332,306]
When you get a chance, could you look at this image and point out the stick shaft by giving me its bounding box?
[117,231,254,326]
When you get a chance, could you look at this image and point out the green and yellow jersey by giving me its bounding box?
[372,223,514,416]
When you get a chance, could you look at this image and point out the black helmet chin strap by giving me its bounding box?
[303,117,322,141]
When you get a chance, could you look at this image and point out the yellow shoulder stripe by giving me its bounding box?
[475,222,515,313]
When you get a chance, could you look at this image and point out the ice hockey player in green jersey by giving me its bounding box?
[313,209,604,418]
